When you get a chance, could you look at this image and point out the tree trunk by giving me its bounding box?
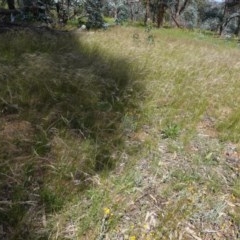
[114,8,117,19]
[7,0,15,10]
[235,16,240,36]
[171,14,181,28]
[171,0,189,28]
[219,3,227,35]
[130,3,134,21]
[144,0,150,25]
[157,3,165,28]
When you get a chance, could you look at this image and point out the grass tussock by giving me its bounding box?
[0,26,240,239]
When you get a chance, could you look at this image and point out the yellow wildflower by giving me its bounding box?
[146,232,155,240]
[129,236,136,240]
[103,207,111,216]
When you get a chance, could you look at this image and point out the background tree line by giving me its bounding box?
[1,0,240,36]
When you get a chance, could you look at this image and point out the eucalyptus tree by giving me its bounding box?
[103,0,129,23]
[143,0,192,27]
[103,0,143,24]
[197,0,240,35]
[220,0,240,35]
[85,0,104,28]
[198,0,224,31]
[167,0,192,26]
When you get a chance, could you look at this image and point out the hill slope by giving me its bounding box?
[0,26,240,239]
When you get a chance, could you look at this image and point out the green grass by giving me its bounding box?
[0,27,144,239]
[1,26,240,239]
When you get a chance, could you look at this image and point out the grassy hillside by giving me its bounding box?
[0,26,240,239]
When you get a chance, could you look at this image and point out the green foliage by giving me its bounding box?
[182,3,198,29]
[115,4,129,25]
[161,123,180,139]
[40,187,64,212]
[232,179,240,198]
[85,0,104,29]
[103,0,129,25]
[145,22,155,44]
[33,126,51,156]
[198,1,223,31]
[217,108,240,142]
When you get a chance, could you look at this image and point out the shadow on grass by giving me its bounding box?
[0,28,144,239]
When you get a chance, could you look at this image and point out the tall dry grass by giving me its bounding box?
[1,26,240,239]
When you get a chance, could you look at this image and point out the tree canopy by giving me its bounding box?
[0,0,240,36]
